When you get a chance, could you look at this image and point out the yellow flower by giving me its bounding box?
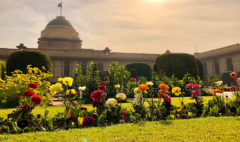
[116,93,126,100]
[188,100,197,104]
[78,117,83,127]
[146,81,153,86]
[62,77,73,87]
[115,84,120,89]
[134,87,140,94]
[58,77,63,82]
[172,87,181,96]
[1,100,6,103]
[66,89,76,95]
[55,83,63,91]
[42,66,46,70]
[180,103,185,109]
[106,98,117,106]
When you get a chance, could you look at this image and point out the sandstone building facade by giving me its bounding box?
[0,16,159,82]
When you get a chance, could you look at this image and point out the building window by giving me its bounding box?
[97,63,104,71]
[214,59,219,74]
[81,61,87,75]
[226,58,233,71]
[64,60,70,76]
[203,62,208,76]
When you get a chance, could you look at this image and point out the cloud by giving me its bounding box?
[0,0,240,54]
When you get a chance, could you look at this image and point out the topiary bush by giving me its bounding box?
[125,62,152,81]
[6,50,52,76]
[195,58,204,80]
[130,69,137,79]
[155,53,199,79]
[0,60,6,79]
[221,71,235,86]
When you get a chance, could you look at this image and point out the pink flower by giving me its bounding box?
[186,83,193,89]
[130,78,136,82]
[102,92,107,97]
[122,111,126,115]
[192,84,202,89]
[237,77,240,82]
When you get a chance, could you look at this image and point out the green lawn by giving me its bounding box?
[0,117,240,142]
[0,96,214,119]
[1,96,240,141]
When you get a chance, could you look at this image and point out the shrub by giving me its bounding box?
[130,69,137,79]
[6,50,52,76]
[0,65,53,108]
[125,62,152,80]
[195,58,204,80]
[155,53,199,79]
[221,71,235,86]
[0,60,6,79]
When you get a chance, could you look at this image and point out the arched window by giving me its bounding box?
[97,63,104,71]
[214,59,219,74]
[81,61,87,75]
[203,62,208,76]
[64,60,70,76]
[226,58,233,71]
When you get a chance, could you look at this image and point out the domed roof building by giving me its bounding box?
[38,16,82,50]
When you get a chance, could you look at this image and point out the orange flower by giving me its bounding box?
[209,89,222,96]
[159,84,169,93]
[67,109,74,118]
[138,84,149,92]
[71,101,79,106]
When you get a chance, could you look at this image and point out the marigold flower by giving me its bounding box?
[230,72,237,78]
[116,93,126,100]
[159,84,169,93]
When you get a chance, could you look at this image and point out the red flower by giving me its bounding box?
[82,116,94,127]
[102,92,107,97]
[165,95,172,104]
[28,83,38,89]
[98,85,106,91]
[104,81,109,84]
[23,90,34,97]
[98,80,102,83]
[230,72,237,78]
[158,92,165,99]
[32,96,42,105]
[92,113,98,118]
[17,119,29,129]
[91,90,101,102]
[80,107,88,111]
[37,114,41,118]
[17,96,22,100]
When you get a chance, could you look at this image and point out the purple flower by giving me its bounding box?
[130,78,136,83]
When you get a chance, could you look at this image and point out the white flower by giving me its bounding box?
[225,95,232,101]
[79,86,86,91]
[116,93,126,100]
[215,81,223,86]
[216,93,224,97]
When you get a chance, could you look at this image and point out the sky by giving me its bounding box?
[0,0,240,54]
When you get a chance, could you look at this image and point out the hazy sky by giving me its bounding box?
[0,0,240,54]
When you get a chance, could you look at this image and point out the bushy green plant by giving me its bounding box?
[155,53,199,79]
[0,60,6,79]
[6,50,52,76]
[221,71,235,86]
[125,62,152,80]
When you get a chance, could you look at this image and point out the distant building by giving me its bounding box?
[194,43,240,79]
[0,16,159,82]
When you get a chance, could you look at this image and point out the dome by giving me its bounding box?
[45,16,75,29]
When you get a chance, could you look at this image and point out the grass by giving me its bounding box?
[0,96,214,119]
[0,117,240,142]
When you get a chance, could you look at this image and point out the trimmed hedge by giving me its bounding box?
[195,58,204,80]
[209,74,219,80]
[130,69,137,79]
[125,62,152,80]
[6,50,52,75]
[0,60,6,79]
[155,53,199,79]
[221,71,235,85]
